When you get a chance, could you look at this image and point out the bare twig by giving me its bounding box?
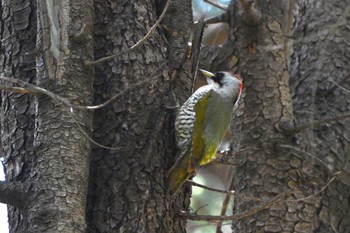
[277,144,334,175]
[183,170,338,224]
[203,0,227,11]
[208,160,238,167]
[203,12,229,24]
[0,74,160,111]
[292,112,350,132]
[327,75,350,94]
[84,0,172,67]
[287,171,341,202]
[188,180,235,195]
[74,74,160,110]
[73,113,123,150]
[216,170,235,233]
[191,15,206,93]
[1,73,161,150]
[193,204,209,214]
[0,85,41,95]
[177,189,295,222]
[0,76,73,107]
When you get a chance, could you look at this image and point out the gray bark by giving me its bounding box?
[200,0,349,232]
[227,1,296,232]
[1,0,94,232]
[0,0,37,231]
[85,0,179,232]
[290,0,350,232]
[223,0,350,232]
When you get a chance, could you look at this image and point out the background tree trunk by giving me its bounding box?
[1,0,95,232]
[0,0,349,233]
[0,0,37,231]
[289,0,350,232]
[85,0,178,232]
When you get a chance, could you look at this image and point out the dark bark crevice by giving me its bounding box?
[0,180,31,209]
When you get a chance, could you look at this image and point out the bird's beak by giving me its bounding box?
[199,69,216,85]
[199,69,215,77]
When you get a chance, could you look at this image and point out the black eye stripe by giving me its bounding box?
[212,72,224,83]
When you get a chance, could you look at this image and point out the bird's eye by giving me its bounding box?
[212,72,224,84]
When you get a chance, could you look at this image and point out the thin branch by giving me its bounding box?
[203,0,227,11]
[191,177,263,202]
[0,76,73,107]
[0,85,41,95]
[0,73,161,111]
[191,15,206,93]
[203,12,229,24]
[327,75,350,94]
[277,144,334,175]
[216,170,235,233]
[84,0,172,67]
[0,77,124,150]
[0,77,117,150]
[75,74,160,110]
[208,160,238,167]
[292,112,350,132]
[287,171,341,202]
[325,74,350,95]
[177,189,295,222]
[187,180,235,195]
[1,73,161,151]
[72,112,124,150]
[193,204,209,214]
[71,75,162,151]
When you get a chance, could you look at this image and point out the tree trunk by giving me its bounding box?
[0,0,37,231]
[227,1,297,232]
[224,0,350,232]
[199,0,349,232]
[290,0,350,232]
[85,0,176,232]
[1,0,95,232]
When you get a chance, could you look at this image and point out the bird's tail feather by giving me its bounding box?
[167,154,194,197]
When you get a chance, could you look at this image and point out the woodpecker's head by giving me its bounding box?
[199,69,243,100]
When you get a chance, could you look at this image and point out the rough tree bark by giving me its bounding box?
[0,0,37,231]
[1,0,95,232]
[85,0,174,232]
[199,0,349,232]
[224,0,349,232]
[289,0,350,232]
[228,1,297,232]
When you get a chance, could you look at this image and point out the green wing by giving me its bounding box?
[191,90,213,169]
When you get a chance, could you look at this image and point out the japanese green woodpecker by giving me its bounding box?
[167,69,243,196]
